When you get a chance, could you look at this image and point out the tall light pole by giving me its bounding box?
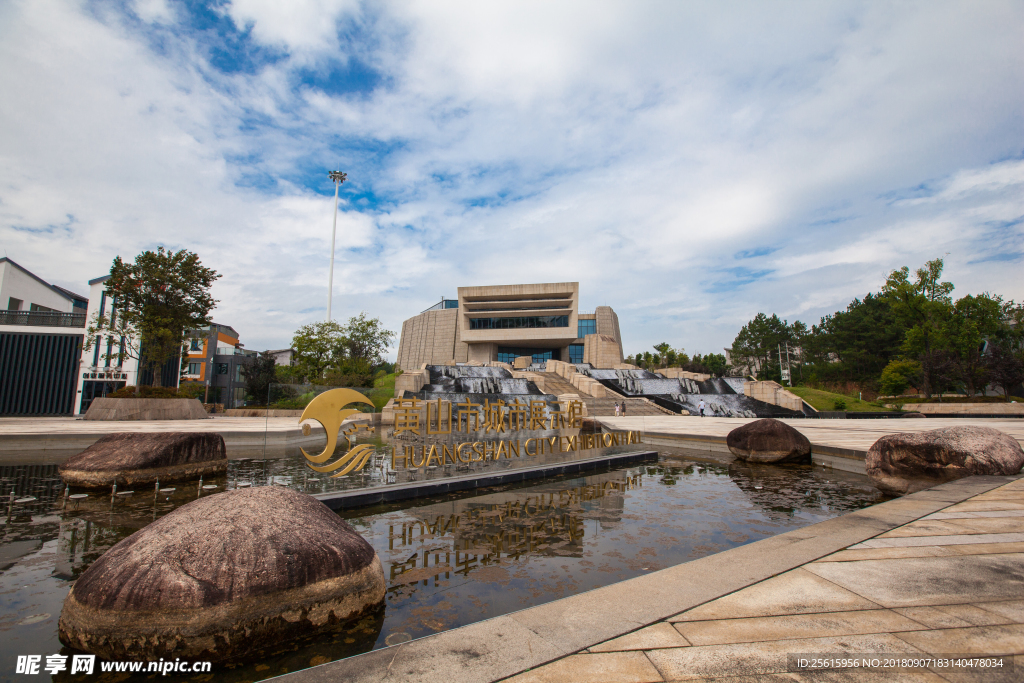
[326,170,347,321]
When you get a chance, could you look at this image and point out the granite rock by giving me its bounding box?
[866,425,1024,495]
[59,486,386,661]
[59,432,227,488]
[727,418,811,463]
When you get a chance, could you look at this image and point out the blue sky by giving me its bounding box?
[1,0,1022,359]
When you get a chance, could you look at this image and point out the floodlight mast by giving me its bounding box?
[326,171,347,321]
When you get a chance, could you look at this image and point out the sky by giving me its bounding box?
[1,0,1022,360]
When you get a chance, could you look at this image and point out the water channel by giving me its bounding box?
[0,445,886,682]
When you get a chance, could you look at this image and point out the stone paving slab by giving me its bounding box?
[270,475,1020,683]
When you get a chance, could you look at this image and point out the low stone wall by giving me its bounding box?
[223,408,304,417]
[889,402,1024,415]
[744,381,804,412]
[83,398,209,421]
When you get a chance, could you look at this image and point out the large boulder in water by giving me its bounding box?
[866,425,1024,495]
[727,418,811,463]
[58,486,386,662]
[58,432,226,488]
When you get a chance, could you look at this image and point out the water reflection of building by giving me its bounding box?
[381,471,640,589]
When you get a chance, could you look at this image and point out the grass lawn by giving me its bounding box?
[786,386,894,412]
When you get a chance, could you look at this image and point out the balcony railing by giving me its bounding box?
[0,310,87,328]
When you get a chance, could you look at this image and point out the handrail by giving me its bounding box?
[0,310,86,328]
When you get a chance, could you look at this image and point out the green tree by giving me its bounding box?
[986,343,1024,401]
[343,312,396,365]
[942,294,1005,396]
[802,293,902,387]
[653,342,672,367]
[702,353,728,377]
[881,258,954,398]
[85,247,220,388]
[242,352,278,405]
[291,320,347,381]
[729,313,805,381]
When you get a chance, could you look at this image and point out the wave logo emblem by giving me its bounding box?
[299,388,376,477]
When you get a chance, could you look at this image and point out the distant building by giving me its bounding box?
[265,348,296,366]
[0,258,89,415]
[396,282,623,369]
[181,324,256,408]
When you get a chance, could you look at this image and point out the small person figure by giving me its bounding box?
[621,402,627,416]
[614,402,621,417]
[698,399,706,417]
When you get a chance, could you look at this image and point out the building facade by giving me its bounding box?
[396,282,623,369]
[181,324,256,408]
[0,258,89,415]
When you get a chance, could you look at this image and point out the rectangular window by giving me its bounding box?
[568,344,585,363]
[577,318,596,338]
[7,297,22,311]
[234,364,244,381]
[216,363,229,375]
[468,315,568,330]
[497,347,555,365]
[190,339,203,351]
[187,362,202,375]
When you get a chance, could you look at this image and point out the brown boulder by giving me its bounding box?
[59,432,226,488]
[866,425,1024,495]
[59,486,386,662]
[727,418,811,463]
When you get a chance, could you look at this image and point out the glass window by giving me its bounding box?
[468,315,568,330]
[187,362,202,375]
[577,318,596,338]
[190,338,203,351]
[497,347,555,364]
[568,344,585,363]
[216,363,229,375]
[8,297,22,311]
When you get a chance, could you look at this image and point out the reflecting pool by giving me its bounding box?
[0,448,885,681]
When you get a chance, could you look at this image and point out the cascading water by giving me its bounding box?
[583,367,802,418]
[411,365,562,418]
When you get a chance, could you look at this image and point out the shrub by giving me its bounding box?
[832,397,848,411]
[879,359,922,397]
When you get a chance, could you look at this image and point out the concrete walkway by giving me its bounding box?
[274,474,1023,683]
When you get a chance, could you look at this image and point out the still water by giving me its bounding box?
[0,448,884,682]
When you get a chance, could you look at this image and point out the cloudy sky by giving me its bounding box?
[1,0,1021,359]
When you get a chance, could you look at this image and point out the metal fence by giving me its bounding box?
[0,311,86,328]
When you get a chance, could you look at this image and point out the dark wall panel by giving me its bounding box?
[0,333,83,415]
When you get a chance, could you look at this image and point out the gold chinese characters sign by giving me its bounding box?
[297,391,642,476]
[390,396,641,470]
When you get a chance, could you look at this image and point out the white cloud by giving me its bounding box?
[0,0,1021,359]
